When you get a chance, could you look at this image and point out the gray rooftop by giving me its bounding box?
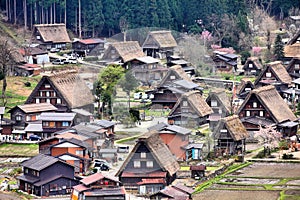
[21,154,61,171]
[39,112,76,121]
[93,120,115,128]
[174,79,199,89]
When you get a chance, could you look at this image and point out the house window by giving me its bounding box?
[57,98,61,104]
[246,111,250,116]
[211,100,217,107]
[50,184,58,191]
[134,161,141,168]
[253,102,257,108]
[295,64,299,70]
[49,122,55,127]
[259,111,264,117]
[24,168,28,174]
[15,115,22,121]
[76,150,83,156]
[45,84,50,88]
[40,91,43,97]
[141,152,146,158]
[220,129,227,133]
[43,122,49,126]
[62,122,69,127]
[183,101,188,107]
[245,88,251,92]
[35,98,40,103]
[53,92,56,97]
[170,75,176,80]
[46,91,50,97]
[46,99,50,103]
[266,72,272,78]
[146,161,153,168]
[249,63,253,68]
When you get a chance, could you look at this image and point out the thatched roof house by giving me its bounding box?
[101,41,145,64]
[254,61,292,87]
[214,115,249,141]
[34,24,71,44]
[116,130,179,190]
[284,30,300,58]
[236,78,254,99]
[168,90,212,127]
[142,30,177,58]
[286,57,300,79]
[242,56,263,76]
[26,70,94,113]
[158,65,191,87]
[206,88,231,115]
[238,85,297,124]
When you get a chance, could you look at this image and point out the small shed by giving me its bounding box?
[190,165,206,179]
[99,148,118,163]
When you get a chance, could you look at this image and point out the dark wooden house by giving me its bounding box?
[190,165,206,179]
[213,115,249,156]
[130,56,168,86]
[150,65,200,109]
[25,70,94,114]
[9,103,57,130]
[237,85,298,137]
[286,57,300,79]
[254,61,292,94]
[17,154,78,196]
[168,91,213,128]
[236,78,255,100]
[167,55,196,76]
[32,24,71,50]
[142,30,177,59]
[72,38,105,56]
[21,47,49,65]
[71,173,125,200]
[212,51,238,73]
[206,89,232,130]
[242,56,263,76]
[115,131,180,194]
[101,41,145,67]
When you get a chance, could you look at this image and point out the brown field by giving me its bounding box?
[193,190,280,200]
[230,162,300,178]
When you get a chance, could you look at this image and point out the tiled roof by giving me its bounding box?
[21,154,61,171]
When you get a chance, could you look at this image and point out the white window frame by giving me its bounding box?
[259,111,264,117]
[253,102,257,108]
[45,84,50,88]
[133,161,141,168]
[146,161,153,168]
[211,100,217,107]
[36,98,40,103]
[183,101,188,107]
[249,63,253,68]
[141,152,146,158]
[266,72,272,78]
[246,111,250,117]
[170,75,176,80]
[57,98,61,104]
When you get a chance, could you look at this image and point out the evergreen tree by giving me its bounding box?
[273,34,285,61]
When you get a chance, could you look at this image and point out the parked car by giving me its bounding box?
[52,59,65,65]
[67,58,77,64]
[50,48,60,53]
[29,135,41,141]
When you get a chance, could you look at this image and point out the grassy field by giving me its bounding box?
[0,143,38,157]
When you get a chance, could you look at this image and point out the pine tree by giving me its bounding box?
[273,34,285,61]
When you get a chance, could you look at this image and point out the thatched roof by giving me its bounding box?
[237,78,254,95]
[109,41,145,63]
[169,91,212,117]
[142,30,177,49]
[238,85,297,123]
[116,131,179,177]
[10,103,57,113]
[287,29,300,45]
[34,24,71,43]
[255,61,292,85]
[48,71,94,109]
[206,88,231,113]
[214,115,249,141]
[243,56,263,70]
[286,57,300,72]
[158,65,191,87]
[284,43,300,58]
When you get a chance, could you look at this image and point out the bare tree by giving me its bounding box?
[0,40,16,106]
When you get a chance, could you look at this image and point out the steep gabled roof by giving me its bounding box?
[284,43,300,58]
[158,65,191,87]
[254,61,292,85]
[116,131,180,177]
[237,85,297,123]
[206,88,231,113]
[169,91,212,117]
[142,30,177,49]
[26,70,94,109]
[109,41,145,63]
[286,57,300,72]
[243,56,263,70]
[34,24,71,43]
[287,29,300,45]
[237,78,254,95]
[214,115,249,141]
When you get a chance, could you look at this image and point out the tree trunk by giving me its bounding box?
[23,0,27,30]
[64,0,66,25]
[128,91,131,111]
[78,0,82,38]
[2,77,7,106]
[13,0,16,24]
[6,0,8,20]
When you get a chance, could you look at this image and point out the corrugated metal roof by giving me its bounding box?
[40,112,76,121]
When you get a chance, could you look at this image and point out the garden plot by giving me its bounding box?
[219,177,280,184]
[229,163,300,178]
[193,190,280,200]
[210,184,264,189]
